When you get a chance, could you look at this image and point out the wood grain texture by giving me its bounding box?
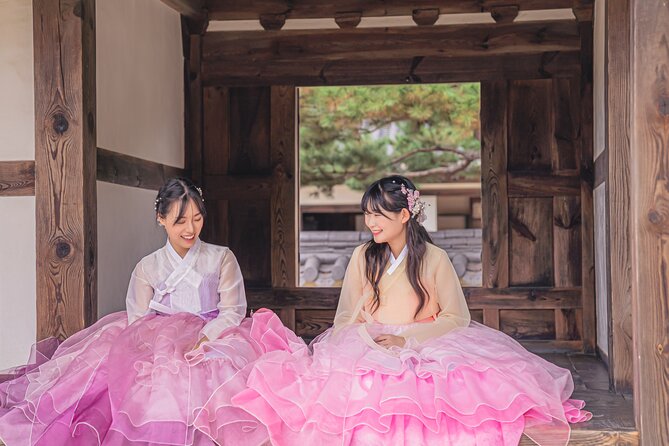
[270,86,298,287]
[508,79,554,171]
[0,161,35,196]
[207,0,592,20]
[34,0,97,340]
[481,81,509,289]
[202,52,581,87]
[606,0,633,394]
[203,21,580,64]
[553,196,582,287]
[96,148,185,190]
[186,34,204,185]
[509,197,554,286]
[499,309,556,339]
[508,172,580,197]
[629,0,669,442]
[578,19,596,354]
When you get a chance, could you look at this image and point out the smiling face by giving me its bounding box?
[364,207,410,246]
[158,198,203,257]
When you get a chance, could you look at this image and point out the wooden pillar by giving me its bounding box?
[629,0,669,442]
[606,0,634,394]
[33,0,97,340]
[481,81,509,290]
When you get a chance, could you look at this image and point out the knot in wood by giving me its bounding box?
[659,95,669,117]
[56,241,71,259]
[52,114,69,135]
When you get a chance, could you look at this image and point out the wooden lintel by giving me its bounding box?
[412,8,439,26]
[201,51,580,86]
[96,148,186,190]
[34,0,97,340]
[259,13,286,30]
[207,0,591,20]
[334,11,362,29]
[0,161,35,196]
[159,0,206,21]
[203,21,580,64]
[204,174,273,200]
[490,5,520,24]
[508,171,581,196]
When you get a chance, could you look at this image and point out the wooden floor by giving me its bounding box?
[0,354,636,446]
[519,353,638,445]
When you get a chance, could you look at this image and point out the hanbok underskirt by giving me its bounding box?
[0,308,305,446]
[232,321,592,446]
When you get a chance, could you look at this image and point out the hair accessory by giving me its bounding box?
[195,186,205,202]
[400,184,428,224]
[154,197,162,212]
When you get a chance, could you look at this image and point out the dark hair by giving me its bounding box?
[361,175,433,318]
[155,177,206,222]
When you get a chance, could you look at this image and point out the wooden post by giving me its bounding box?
[481,81,509,289]
[629,0,669,442]
[606,0,634,394]
[33,0,97,340]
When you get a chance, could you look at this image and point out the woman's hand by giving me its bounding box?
[374,334,406,348]
[192,336,209,351]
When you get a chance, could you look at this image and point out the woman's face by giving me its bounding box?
[158,198,203,257]
[364,207,410,245]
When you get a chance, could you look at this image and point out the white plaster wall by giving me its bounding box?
[0,0,36,369]
[0,0,34,160]
[594,183,609,358]
[0,198,36,370]
[96,0,184,318]
[97,0,184,168]
[97,182,166,317]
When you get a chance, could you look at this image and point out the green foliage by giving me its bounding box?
[299,83,481,193]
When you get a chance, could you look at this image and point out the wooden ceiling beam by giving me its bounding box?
[205,0,592,21]
[201,51,580,86]
[160,0,207,21]
[203,20,580,64]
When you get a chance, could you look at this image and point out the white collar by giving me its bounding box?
[166,237,201,264]
[387,245,408,275]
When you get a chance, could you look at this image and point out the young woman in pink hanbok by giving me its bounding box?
[233,175,592,446]
[0,177,305,446]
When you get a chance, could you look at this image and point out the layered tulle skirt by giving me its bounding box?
[232,321,592,446]
[0,309,306,446]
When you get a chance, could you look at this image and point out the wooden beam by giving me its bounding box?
[96,148,186,190]
[481,81,510,289]
[508,171,581,196]
[606,0,633,395]
[490,5,520,24]
[246,287,583,310]
[629,0,669,442]
[207,0,592,21]
[160,0,206,21]
[270,86,298,287]
[201,51,580,86]
[411,8,439,26]
[202,21,581,64]
[204,174,273,199]
[0,161,35,196]
[334,11,362,29]
[186,33,204,185]
[578,11,596,354]
[34,0,97,340]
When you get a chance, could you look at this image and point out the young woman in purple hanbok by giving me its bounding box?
[0,177,305,446]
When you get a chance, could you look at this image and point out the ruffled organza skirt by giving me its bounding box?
[0,308,306,446]
[232,321,592,446]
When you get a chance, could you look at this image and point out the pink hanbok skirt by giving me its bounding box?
[232,321,592,446]
[0,308,305,446]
